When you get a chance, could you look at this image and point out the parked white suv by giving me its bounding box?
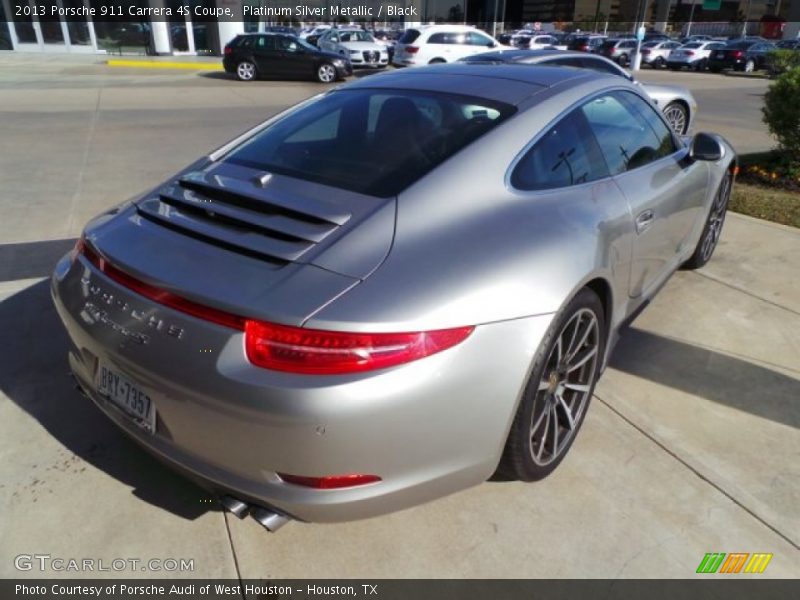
[393,25,504,66]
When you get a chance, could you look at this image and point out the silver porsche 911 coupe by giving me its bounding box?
[52,64,736,531]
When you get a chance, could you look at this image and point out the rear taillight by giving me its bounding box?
[245,320,473,375]
[732,50,743,58]
[405,46,419,54]
[224,46,233,55]
[579,44,589,51]
[78,242,473,374]
[641,49,651,55]
[685,51,695,56]
[278,473,381,489]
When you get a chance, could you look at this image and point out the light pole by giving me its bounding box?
[686,0,698,37]
[492,0,499,38]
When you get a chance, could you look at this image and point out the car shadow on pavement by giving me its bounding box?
[0,279,213,520]
[610,327,800,429]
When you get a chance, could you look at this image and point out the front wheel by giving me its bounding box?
[694,58,708,71]
[428,58,446,64]
[683,171,733,270]
[497,288,605,482]
[663,102,689,135]
[235,61,257,81]
[316,62,337,83]
[654,57,665,69]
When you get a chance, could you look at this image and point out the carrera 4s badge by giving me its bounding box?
[79,276,185,344]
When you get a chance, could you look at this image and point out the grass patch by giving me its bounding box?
[731,182,800,227]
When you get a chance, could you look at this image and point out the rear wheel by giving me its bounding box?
[316,62,337,83]
[710,65,722,73]
[684,171,732,270]
[429,58,446,64]
[694,58,708,71]
[618,53,629,66]
[654,57,665,69]
[235,60,257,81]
[497,288,604,482]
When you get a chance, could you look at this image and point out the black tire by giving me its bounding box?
[683,171,733,270]
[235,60,257,82]
[669,64,680,71]
[654,57,665,69]
[694,58,707,71]
[428,58,446,64]
[710,65,722,73]
[618,53,629,67]
[497,288,605,482]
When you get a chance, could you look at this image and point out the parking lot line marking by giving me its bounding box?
[107,59,224,71]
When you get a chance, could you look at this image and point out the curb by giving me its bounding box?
[107,59,224,71]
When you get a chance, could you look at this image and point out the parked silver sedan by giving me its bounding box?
[52,64,735,530]
[317,28,389,68]
[462,49,698,134]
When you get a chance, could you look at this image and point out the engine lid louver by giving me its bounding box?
[135,170,352,264]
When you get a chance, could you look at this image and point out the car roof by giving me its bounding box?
[342,63,602,106]
[416,24,478,32]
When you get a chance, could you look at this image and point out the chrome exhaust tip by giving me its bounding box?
[252,507,291,532]
[219,495,250,519]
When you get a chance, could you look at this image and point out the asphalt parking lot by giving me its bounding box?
[1,54,798,580]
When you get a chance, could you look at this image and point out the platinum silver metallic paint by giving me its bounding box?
[51,65,736,523]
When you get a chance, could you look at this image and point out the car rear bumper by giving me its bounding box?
[51,252,553,522]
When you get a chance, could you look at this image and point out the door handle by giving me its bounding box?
[635,209,655,234]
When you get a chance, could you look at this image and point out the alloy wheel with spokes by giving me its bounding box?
[529,308,600,467]
[684,171,732,269]
[497,288,605,481]
[236,61,256,81]
[316,63,337,83]
[663,102,688,135]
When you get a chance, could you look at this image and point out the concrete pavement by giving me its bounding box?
[0,56,797,579]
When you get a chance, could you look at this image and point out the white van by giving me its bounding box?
[393,24,505,66]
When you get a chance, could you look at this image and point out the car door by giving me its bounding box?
[318,30,337,54]
[277,36,311,79]
[509,105,632,299]
[252,35,282,76]
[581,90,709,297]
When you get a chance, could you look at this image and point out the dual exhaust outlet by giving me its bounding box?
[220,495,291,532]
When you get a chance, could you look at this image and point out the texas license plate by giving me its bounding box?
[96,364,155,433]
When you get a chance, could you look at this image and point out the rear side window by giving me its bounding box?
[398,29,420,44]
[511,109,609,190]
[428,32,465,45]
[467,31,493,46]
[225,89,515,197]
[581,92,674,175]
[580,57,626,77]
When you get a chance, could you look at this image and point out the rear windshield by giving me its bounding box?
[683,42,702,48]
[398,29,420,44]
[224,89,515,197]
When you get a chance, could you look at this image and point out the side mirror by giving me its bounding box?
[690,132,724,161]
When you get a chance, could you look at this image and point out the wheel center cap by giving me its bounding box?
[547,371,560,393]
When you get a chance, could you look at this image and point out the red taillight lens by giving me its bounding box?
[245,321,473,374]
[732,50,743,58]
[405,45,419,54]
[641,49,651,55]
[224,46,232,55]
[78,242,473,375]
[278,473,381,489]
[579,44,588,51]
[686,51,695,56]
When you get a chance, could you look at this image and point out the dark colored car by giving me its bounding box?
[264,26,298,35]
[568,35,606,53]
[223,33,352,83]
[708,39,765,72]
